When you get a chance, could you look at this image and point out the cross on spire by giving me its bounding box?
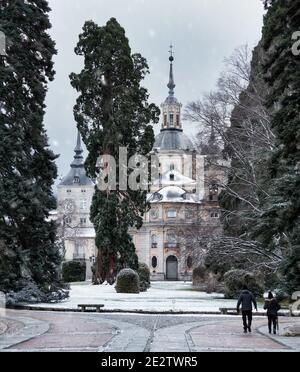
[167,44,175,95]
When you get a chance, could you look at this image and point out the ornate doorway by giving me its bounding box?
[166,255,178,280]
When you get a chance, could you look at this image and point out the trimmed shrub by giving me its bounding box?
[224,269,264,299]
[138,263,151,292]
[115,268,140,294]
[62,261,86,283]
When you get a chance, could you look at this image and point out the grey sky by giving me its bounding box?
[45,0,265,181]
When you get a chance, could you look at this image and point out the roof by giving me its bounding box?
[59,131,94,187]
[148,186,200,204]
[154,129,195,151]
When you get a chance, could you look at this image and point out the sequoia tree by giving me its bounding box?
[0,1,62,293]
[70,18,160,284]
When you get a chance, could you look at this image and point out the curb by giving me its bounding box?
[6,305,290,316]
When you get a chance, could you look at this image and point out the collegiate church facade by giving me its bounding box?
[56,54,225,281]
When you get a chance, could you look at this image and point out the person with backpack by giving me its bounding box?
[237,285,258,333]
[264,291,281,335]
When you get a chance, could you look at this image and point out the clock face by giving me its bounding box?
[64,199,75,214]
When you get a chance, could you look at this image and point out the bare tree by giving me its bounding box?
[182,45,285,276]
[184,44,274,221]
[56,199,89,262]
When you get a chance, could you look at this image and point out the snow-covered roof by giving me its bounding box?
[148,186,200,204]
[153,170,197,187]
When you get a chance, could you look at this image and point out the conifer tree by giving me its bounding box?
[70,18,160,284]
[256,0,300,292]
[0,1,62,293]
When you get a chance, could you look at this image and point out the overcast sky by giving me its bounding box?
[45,0,265,181]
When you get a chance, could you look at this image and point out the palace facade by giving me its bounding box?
[56,54,225,281]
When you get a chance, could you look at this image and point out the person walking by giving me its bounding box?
[264,291,281,335]
[237,285,258,333]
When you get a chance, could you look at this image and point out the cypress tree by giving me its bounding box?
[70,18,160,284]
[256,0,300,292]
[0,0,62,293]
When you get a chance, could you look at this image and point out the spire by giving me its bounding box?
[72,131,84,166]
[167,44,176,96]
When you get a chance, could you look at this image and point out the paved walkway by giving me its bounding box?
[0,310,299,352]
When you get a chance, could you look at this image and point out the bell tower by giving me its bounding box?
[161,45,183,131]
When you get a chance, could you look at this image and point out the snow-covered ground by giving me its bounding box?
[30,281,247,312]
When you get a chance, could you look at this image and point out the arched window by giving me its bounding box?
[73,176,80,184]
[152,256,158,269]
[64,217,72,225]
[170,114,174,127]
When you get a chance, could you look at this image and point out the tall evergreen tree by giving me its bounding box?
[0,0,62,293]
[70,18,160,284]
[255,0,300,292]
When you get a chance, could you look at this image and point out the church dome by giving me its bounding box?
[154,129,194,151]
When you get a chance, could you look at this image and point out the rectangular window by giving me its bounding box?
[80,199,87,210]
[164,115,167,127]
[176,115,180,127]
[80,218,87,225]
[170,114,174,127]
[74,243,85,260]
[167,209,177,218]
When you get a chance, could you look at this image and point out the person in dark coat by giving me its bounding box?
[237,286,258,333]
[264,291,281,334]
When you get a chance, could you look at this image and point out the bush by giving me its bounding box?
[138,263,151,292]
[115,268,140,294]
[224,269,264,299]
[5,281,69,306]
[62,261,86,283]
